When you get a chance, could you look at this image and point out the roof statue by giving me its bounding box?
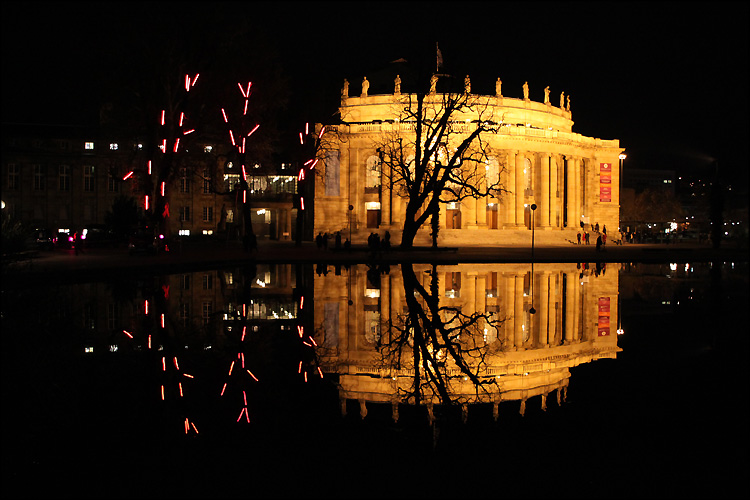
[496,78,502,97]
[523,81,529,100]
[342,79,349,98]
[464,75,471,94]
[394,74,401,94]
[560,91,565,109]
[544,86,550,104]
[361,77,369,97]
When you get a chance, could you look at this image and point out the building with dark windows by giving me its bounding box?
[1,123,299,244]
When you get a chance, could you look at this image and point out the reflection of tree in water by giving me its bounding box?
[376,263,505,406]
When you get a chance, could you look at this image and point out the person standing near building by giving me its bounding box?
[74,229,85,255]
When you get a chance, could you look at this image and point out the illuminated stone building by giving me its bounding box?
[314,263,620,418]
[314,75,624,246]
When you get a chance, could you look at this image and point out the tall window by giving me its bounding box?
[7,163,19,190]
[180,274,190,290]
[365,155,381,191]
[202,206,213,222]
[33,164,45,191]
[524,157,532,195]
[324,150,340,196]
[202,273,213,290]
[84,165,95,192]
[202,301,213,325]
[59,165,70,191]
[180,302,190,327]
[202,168,212,194]
[486,156,499,188]
[179,206,191,222]
[180,168,190,193]
[107,169,118,192]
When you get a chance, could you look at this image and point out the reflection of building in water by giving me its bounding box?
[65,264,301,354]
[314,263,619,418]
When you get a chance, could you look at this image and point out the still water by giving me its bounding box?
[2,261,747,499]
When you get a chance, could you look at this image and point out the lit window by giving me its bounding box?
[204,145,213,153]
[109,143,119,150]
[85,142,94,150]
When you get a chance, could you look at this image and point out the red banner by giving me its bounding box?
[598,297,611,336]
[600,163,612,202]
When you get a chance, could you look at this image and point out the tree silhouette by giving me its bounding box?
[375,263,505,405]
[372,74,507,248]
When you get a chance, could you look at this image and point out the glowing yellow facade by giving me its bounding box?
[314,263,621,417]
[315,77,624,246]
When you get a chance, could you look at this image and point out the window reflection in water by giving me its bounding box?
[25,262,619,433]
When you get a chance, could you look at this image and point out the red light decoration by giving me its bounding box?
[221,383,227,396]
[318,367,324,378]
[229,130,236,146]
[161,110,165,126]
[163,203,170,218]
[162,357,167,371]
[145,195,149,211]
[148,160,152,175]
[300,296,304,310]
[298,169,305,181]
[318,126,326,138]
[297,325,304,338]
[179,382,184,397]
[145,300,149,315]
[246,370,258,382]
[309,159,319,170]
[247,124,260,137]
[123,330,134,339]
[179,112,185,127]
[123,171,134,180]
[299,132,304,145]
[243,99,248,115]
[228,360,235,376]
[183,129,195,135]
[300,197,305,211]
[298,361,303,374]
[241,326,247,342]
[173,138,180,153]
[161,385,165,400]
[221,108,229,123]
[161,181,166,196]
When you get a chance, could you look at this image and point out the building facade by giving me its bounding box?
[0,124,298,242]
[314,76,624,246]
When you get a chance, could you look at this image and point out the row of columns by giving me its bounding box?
[367,269,586,351]
[375,150,587,231]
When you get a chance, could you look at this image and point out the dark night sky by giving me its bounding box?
[2,1,748,188]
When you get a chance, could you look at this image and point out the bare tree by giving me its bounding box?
[376,263,505,406]
[374,75,507,248]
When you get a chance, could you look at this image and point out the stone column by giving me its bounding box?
[538,272,549,347]
[549,273,559,345]
[550,155,559,228]
[514,274,525,350]
[541,154,550,227]
[502,273,515,348]
[515,153,525,227]
[566,156,579,227]
[564,271,576,344]
[503,151,516,226]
